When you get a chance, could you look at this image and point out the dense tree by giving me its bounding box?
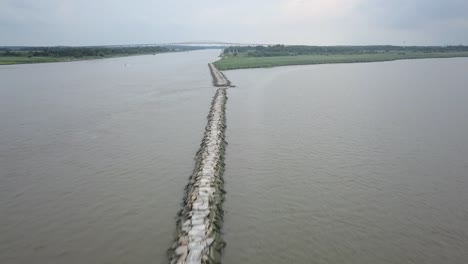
[0,46,185,58]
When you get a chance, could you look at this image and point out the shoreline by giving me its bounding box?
[0,50,186,65]
[213,52,468,71]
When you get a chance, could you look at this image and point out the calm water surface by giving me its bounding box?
[223,58,468,264]
[2,54,468,264]
[0,50,220,264]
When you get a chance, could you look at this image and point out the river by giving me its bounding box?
[1,52,468,264]
[222,58,468,264]
[0,50,221,264]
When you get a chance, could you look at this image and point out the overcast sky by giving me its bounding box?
[1,0,467,46]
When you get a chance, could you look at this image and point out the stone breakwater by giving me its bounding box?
[168,76,229,264]
[208,63,231,87]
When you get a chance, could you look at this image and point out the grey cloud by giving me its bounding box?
[0,0,467,46]
[357,0,468,29]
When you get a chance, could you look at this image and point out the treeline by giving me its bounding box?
[0,46,175,58]
[224,45,468,57]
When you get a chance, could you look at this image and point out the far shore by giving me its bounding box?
[0,52,174,65]
[214,51,468,71]
[0,45,204,65]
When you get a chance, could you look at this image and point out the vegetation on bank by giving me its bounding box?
[0,45,200,65]
[214,45,468,70]
[0,56,64,65]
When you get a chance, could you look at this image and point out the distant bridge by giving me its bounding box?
[103,41,273,49]
[157,41,271,47]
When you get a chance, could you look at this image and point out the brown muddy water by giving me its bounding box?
[0,50,221,264]
[222,58,468,264]
[1,52,468,264]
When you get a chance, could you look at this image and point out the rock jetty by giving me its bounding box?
[208,63,231,87]
[168,63,231,264]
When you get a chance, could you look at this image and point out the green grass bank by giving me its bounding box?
[0,45,204,65]
[0,54,164,65]
[214,51,468,70]
[0,56,107,65]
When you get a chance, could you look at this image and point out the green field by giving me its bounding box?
[214,51,468,70]
[0,56,66,65]
[0,54,155,65]
[0,45,198,65]
[0,54,162,65]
